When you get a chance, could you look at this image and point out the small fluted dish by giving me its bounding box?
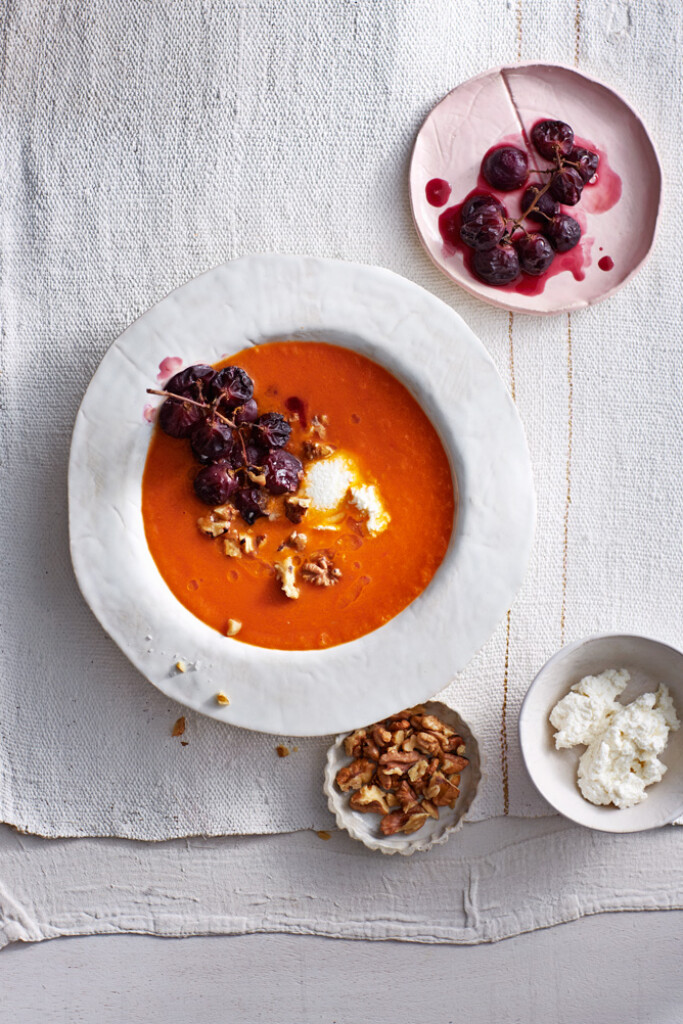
[520,634,683,832]
[323,701,481,855]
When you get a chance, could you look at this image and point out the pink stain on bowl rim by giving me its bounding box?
[143,403,157,424]
[157,356,183,384]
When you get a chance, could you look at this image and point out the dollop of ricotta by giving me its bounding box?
[550,670,680,809]
[300,452,390,536]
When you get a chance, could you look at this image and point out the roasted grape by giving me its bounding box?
[461,193,506,223]
[158,397,204,438]
[190,418,234,464]
[545,214,581,253]
[166,364,216,400]
[233,486,267,525]
[516,233,555,276]
[531,120,574,159]
[234,397,258,424]
[550,167,584,206]
[211,366,254,407]
[472,243,520,285]
[264,450,304,495]
[255,412,291,449]
[460,196,507,251]
[194,464,238,505]
[481,146,529,191]
[568,146,599,183]
[521,185,560,222]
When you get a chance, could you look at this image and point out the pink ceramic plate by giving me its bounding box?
[410,63,661,314]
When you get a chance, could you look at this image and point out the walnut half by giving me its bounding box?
[301,554,341,587]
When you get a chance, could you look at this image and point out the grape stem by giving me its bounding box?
[146,387,236,428]
[504,171,556,241]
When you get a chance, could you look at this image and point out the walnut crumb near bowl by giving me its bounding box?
[323,701,481,855]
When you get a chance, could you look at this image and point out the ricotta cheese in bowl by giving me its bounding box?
[519,634,683,832]
[550,670,680,808]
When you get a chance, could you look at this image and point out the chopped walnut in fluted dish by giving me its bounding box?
[335,707,469,837]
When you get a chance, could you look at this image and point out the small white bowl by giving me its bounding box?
[323,701,481,856]
[520,635,683,833]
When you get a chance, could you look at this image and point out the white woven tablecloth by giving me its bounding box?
[0,0,682,946]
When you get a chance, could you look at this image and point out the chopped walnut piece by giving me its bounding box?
[197,516,232,538]
[407,758,430,784]
[344,729,366,758]
[276,745,290,758]
[413,731,443,758]
[274,556,300,599]
[284,495,311,524]
[411,714,455,738]
[378,750,421,767]
[425,771,460,807]
[213,505,235,522]
[440,753,469,774]
[371,725,393,749]
[278,531,307,552]
[302,440,336,460]
[376,768,401,791]
[380,810,408,836]
[216,692,230,705]
[171,716,186,737]
[396,780,420,814]
[421,799,439,820]
[361,738,381,761]
[223,537,242,558]
[401,811,429,835]
[310,414,328,439]
[456,744,466,756]
[335,758,376,792]
[349,784,391,815]
[301,554,341,587]
[226,619,242,637]
[236,532,255,554]
[246,468,267,487]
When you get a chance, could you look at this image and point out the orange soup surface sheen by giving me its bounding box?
[142,342,456,650]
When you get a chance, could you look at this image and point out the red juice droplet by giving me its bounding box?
[426,178,451,206]
[598,255,614,271]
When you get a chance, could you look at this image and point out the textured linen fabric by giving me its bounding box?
[1,818,682,949]
[1,0,683,839]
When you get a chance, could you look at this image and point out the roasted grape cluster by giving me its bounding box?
[151,364,303,523]
[458,120,598,286]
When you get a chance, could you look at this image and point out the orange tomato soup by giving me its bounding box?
[142,342,456,650]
